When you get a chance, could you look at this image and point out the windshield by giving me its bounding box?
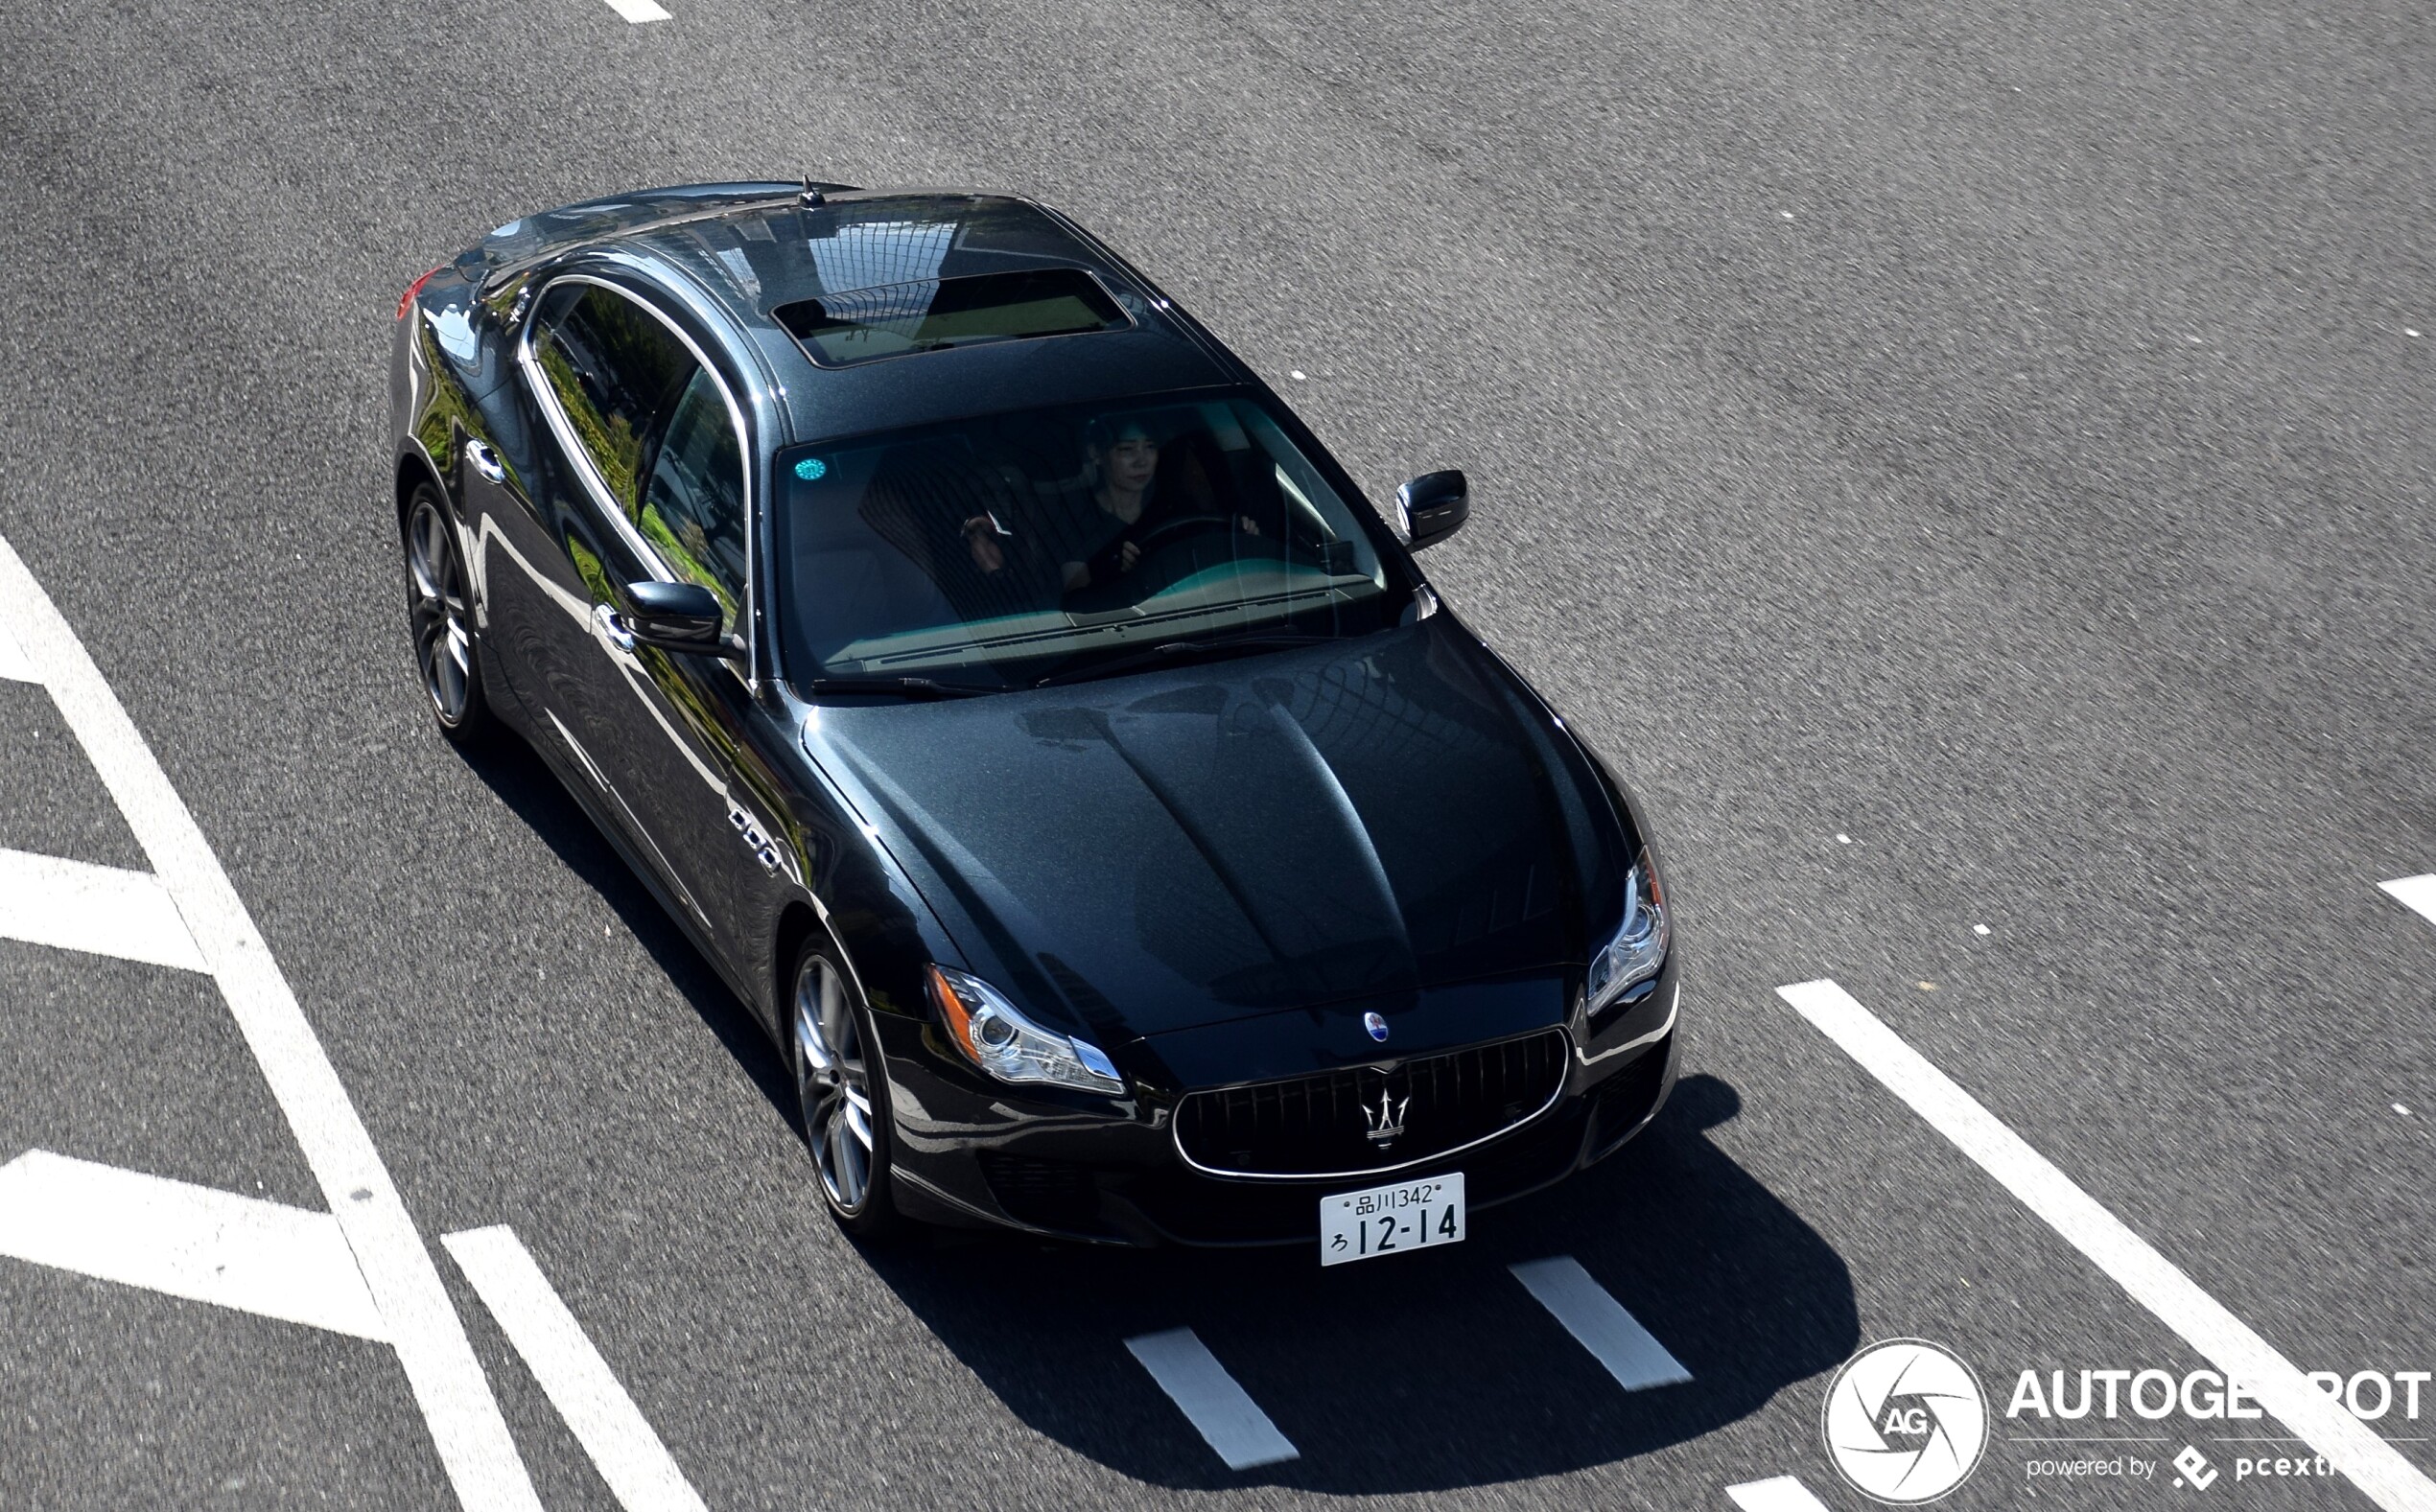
[772,393,1408,690]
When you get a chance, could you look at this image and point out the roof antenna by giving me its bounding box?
[799,177,826,208]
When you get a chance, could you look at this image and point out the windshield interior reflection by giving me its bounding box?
[774,394,1404,691]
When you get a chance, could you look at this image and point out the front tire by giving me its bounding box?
[790,947,902,1239]
[401,483,491,742]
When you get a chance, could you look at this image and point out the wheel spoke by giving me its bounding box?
[794,990,834,1076]
[427,640,463,716]
[819,965,853,1066]
[828,1117,868,1207]
[410,512,444,596]
[420,507,447,572]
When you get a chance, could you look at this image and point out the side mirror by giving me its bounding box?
[621,580,737,656]
[1395,470,1469,550]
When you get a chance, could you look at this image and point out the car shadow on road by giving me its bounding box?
[452,730,796,1123]
[859,1072,1858,1493]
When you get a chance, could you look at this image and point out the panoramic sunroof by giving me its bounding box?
[773,268,1131,366]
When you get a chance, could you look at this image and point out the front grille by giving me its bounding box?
[1118,1097,1589,1244]
[1173,1027,1569,1178]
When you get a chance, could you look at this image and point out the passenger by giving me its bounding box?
[958,507,1015,575]
[856,448,1042,627]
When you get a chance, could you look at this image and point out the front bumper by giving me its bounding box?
[880,972,1681,1248]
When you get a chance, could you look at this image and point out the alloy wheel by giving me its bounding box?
[793,954,877,1215]
[404,494,475,726]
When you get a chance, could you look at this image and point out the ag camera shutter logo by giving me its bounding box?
[1821,1338,1990,1502]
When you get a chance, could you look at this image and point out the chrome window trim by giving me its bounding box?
[516,269,757,687]
[1168,1026,1572,1183]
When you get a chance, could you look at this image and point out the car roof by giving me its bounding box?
[596,189,1246,446]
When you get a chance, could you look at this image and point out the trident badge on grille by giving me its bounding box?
[1363,1082,1410,1147]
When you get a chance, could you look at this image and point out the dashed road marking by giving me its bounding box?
[0,846,208,971]
[0,532,541,1511]
[1779,978,2436,1512]
[444,1227,707,1512]
[1725,1475,1833,1512]
[600,0,672,20]
[0,1149,386,1339]
[1124,1327,1300,1470]
[2378,875,2436,929]
[1509,1255,1691,1390]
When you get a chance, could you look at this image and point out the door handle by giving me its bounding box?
[465,438,505,484]
[591,601,635,653]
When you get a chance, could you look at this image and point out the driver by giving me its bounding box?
[1061,415,1162,593]
[954,413,1265,601]
[1055,416,1263,594]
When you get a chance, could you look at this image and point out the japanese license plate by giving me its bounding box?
[1319,1172,1464,1266]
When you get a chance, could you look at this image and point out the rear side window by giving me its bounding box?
[529,284,696,509]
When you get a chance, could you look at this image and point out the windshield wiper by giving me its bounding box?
[1033,632,1338,688]
[805,675,995,700]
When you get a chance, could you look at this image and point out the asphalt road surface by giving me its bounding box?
[2,0,2432,1508]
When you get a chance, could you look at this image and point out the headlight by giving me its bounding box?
[1585,851,1667,1016]
[925,964,1125,1095]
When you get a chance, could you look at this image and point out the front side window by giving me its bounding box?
[642,369,748,636]
[773,393,1408,690]
[529,282,751,640]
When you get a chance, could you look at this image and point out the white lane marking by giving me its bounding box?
[0,533,541,1511]
[601,0,671,20]
[2378,874,2436,928]
[1509,1256,1692,1390]
[1124,1328,1300,1470]
[0,846,208,971]
[1725,1476,1833,1512]
[1778,979,2436,1512]
[0,1149,386,1339]
[443,1227,707,1512]
[0,614,33,682]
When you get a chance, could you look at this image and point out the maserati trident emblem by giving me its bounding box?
[1363,1011,1390,1043]
[1362,1083,1410,1147]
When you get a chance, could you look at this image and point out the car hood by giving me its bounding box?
[810,616,1633,1042]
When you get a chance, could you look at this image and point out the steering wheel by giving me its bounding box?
[1130,512,1240,555]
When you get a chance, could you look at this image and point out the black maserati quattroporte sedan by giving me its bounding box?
[388,182,1678,1256]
